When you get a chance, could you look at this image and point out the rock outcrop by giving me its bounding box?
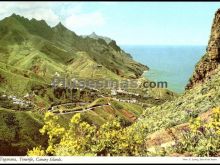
[186,9,220,90]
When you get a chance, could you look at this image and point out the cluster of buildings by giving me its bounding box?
[2,93,32,108]
[110,88,140,97]
[112,97,137,104]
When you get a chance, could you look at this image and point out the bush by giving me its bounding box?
[170,107,220,156]
[28,112,149,156]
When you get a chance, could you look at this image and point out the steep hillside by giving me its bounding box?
[141,67,220,133]
[18,8,220,157]
[186,9,220,89]
[0,108,47,155]
[0,14,178,156]
[0,14,151,156]
[0,13,148,81]
[135,9,220,155]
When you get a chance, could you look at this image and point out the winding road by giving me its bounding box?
[50,102,111,115]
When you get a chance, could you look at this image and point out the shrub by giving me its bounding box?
[170,107,220,156]
[28,112,149,156]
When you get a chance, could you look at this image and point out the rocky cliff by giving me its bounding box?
[186,9,220,90]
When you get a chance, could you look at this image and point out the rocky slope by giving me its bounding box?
[186,9,220,89]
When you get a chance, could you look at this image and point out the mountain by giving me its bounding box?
[3,9,218,157]
[0,14,148,81]
[82,32,133,58]
[3,14,148,78]
[0,14,177,156]
[82,32,112,44]
[186,9,220,90]
[25,9,220,156]
[0,14,151,155]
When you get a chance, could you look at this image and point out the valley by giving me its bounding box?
[0,13,176,155]
[0,8,220,157]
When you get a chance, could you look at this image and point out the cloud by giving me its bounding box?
[0,2,106,34]
[0,2,60,26]
[64,11,105,34]
[51,2,83,18]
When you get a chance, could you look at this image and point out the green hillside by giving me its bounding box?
[0,14,148,82]
[0,108,47,155]
[0,14,152,156]
[25,9,220,157]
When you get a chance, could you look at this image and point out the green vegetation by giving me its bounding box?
[0,14,148,157]
[52,98,145,127]
[27,106,220,156]
[140,67,220,133]
[0,14,148,90]
[111,101,124,110]
[169,107,220,156]
[0,108,47,155]
[27,112,148,156]
[1,13,219,157]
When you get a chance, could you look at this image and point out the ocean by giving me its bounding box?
[121,45,206,93]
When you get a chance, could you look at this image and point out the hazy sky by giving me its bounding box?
[0,2,219,45]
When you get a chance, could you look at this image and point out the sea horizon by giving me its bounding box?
[121,45,207,93]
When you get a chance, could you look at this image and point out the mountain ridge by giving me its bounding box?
[82,32,113,44]
[0,13,148,80]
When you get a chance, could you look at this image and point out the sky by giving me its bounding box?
[0,2,219,45]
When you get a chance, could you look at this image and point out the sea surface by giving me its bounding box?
[121,45,206,93]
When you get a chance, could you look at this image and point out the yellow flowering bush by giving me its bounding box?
[27,146,45,156]
[28,112,149,156]
[171,107,220,156]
